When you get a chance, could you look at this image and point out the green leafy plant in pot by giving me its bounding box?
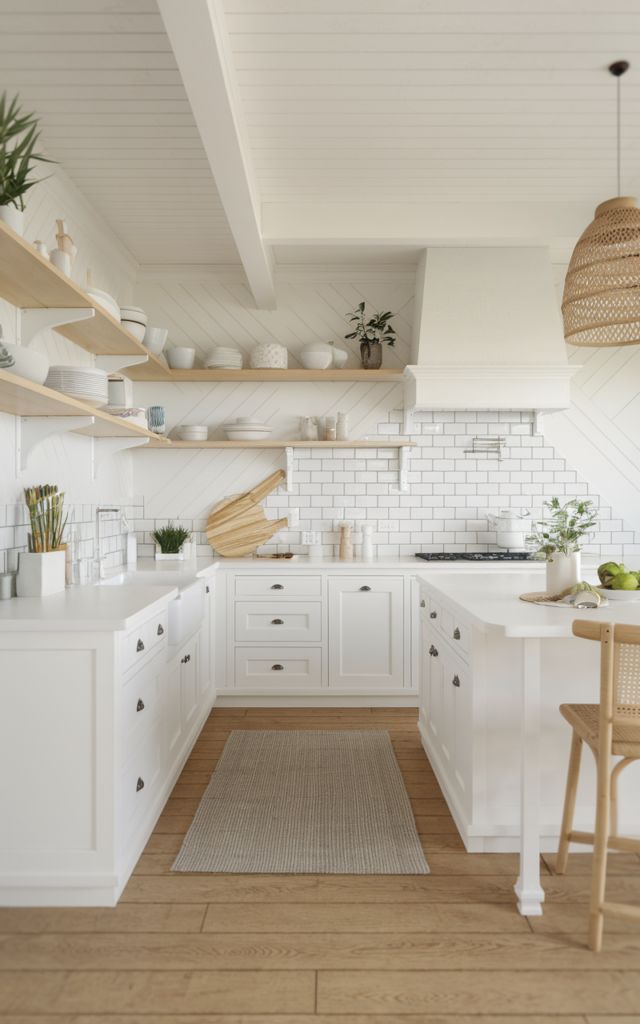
[344,302,396,369]
[531,497,598,595]
[0,92,55,237]
[152,524,192,560]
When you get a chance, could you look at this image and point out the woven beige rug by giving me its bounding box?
[171,730,430,874]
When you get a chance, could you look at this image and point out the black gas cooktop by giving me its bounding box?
[415,552,534,561]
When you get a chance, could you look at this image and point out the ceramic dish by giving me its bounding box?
[166,347,196,369]
[595,587,640,602]
[1,343,49,384]
[120,320,146,342]
[120,306,147,325]
[143,327,168,355]
[225,428,272,441]
[178,425,208,441]
[85,286,120,321]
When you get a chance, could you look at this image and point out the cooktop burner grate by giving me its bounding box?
[415,552,534,561]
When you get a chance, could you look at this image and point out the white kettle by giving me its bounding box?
[486,509,531,550]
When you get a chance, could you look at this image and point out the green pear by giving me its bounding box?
[611,573,639,591]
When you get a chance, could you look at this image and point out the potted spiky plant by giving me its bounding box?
[0,92,54,237]
[344,302,397,369]
[17,485,68,597]
[152,524,192,561]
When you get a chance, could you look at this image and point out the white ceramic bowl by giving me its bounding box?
[85,286,120,321]
[331,347,348,369]
[595,586,640,602]
[225,428,272,442]
[166,347,196,370]
[1,342,49,385]
[120,306,147,325]
[300,350,333,370]
[143,326,168,355]
[178,425,208,441]
[121,320,146,342]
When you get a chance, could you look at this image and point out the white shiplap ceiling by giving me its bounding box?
[0,0,241,265]
[226,0,640,204]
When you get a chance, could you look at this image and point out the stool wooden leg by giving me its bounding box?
[556,730,582,875]
[588,751,611,952]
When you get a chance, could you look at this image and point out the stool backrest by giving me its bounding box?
[572,620,640,722]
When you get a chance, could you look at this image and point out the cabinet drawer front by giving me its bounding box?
[437,606,470,655]
[120,718,163,848]
[235,601,322,642]
[121,621,150,675]
[235,647,322,688]
[429,597,442,625]
[147,609,168,651]
[235,575,322,597]
[120,649,165,765]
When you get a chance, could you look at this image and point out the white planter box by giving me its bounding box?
[155,547,183,561]
[16,550,66,597]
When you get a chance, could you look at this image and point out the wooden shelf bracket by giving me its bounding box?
[16,414,95,475]
[91,436,150,481]
[19,307,95,347]
[95,354,149,374]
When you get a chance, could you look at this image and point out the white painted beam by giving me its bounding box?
[157,0,276,310]
[262,202,595,246]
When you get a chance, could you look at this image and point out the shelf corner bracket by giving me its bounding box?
[95,354,149,374]
[16,415,95,475]
[91,437,150,481]
[19,307,95,348]
[285,445,294,493]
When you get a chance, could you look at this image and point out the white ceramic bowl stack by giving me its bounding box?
[1,343,49,384]
[85,286,120,321]
[143,326,168,356]
[120,306,147,342]
[299,341,334,370]
[44,366,109,407]
[204,347,243,370]
[223,417,273,442]
[178,424,208,442]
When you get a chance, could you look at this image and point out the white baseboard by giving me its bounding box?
[214,694,420,708]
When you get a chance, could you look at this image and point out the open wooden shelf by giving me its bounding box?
[0,369,170,441]
[144,439,415,449]
[0,221,169,374]
[125,365,404,383]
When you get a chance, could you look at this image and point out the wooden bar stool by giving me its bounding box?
[556,620,640,950]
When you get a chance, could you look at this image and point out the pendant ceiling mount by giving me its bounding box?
[562,60,640,348]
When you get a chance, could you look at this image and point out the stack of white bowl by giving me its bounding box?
[44,366,109,407]
[178,424,209,442]
[85,286,120,321]
[205,347,243,370]
[143,327,168,356]
[120,306,147,342]
[223,417,273,442]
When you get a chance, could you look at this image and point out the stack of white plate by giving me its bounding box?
[205,347,243,370]
[223,417,273,442]
[44,366,109,407]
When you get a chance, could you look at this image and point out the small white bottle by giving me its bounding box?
[361,522,374,560]
[336,412,349,441]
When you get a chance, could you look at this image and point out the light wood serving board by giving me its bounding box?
[205,469,288,556]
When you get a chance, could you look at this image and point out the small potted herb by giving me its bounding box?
[344,302,396,369]
[531,497,598,594]
[0,93,55,237]
[152,525,192,561]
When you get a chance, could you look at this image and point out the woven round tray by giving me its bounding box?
[520,591,562,604]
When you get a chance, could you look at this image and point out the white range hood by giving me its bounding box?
[404,247,578,413]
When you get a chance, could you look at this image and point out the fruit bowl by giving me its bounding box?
[595,587,640,602]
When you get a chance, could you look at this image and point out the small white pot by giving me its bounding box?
[546,551,581,596]
[0,205,25,237]
[17,550,66,597]
[155,546,183,561]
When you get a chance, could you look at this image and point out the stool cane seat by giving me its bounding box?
[560,703,640,757]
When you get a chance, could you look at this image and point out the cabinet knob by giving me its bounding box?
[420,600,425,608]
[136,698,145,712]
[429,645,438,657]
[452,675,460,687]
[271,584,284,589]
[206,585,210,593]
[136,639,145,652]
[181,654,191,663]
[430,611,437,619]
[360,586,371,591]
[272,664,284,670]
[453,627,461,640]
[136,777,145,792]
[157,623,164,636]
[271,618,284,625]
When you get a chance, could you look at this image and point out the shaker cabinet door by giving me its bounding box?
[439,646,471,802]
[327,577,404,688]
[420,620,443,744]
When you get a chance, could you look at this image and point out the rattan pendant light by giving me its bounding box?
[562,61,640,347]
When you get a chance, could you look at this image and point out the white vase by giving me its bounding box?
[249,342,288,369]
[0,205,25,237]
[17,550,66,597]
[546,551,581,595]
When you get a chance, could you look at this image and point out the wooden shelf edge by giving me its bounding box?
[124,367,405,382]
[142,439,416,449]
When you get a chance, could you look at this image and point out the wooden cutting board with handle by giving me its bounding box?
[206,469,288,556]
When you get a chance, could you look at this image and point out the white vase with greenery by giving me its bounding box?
[0,92,54,237]
[532,497,598,595]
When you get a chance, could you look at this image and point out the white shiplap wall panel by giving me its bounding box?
[0,0,240,265]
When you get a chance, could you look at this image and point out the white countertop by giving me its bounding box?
[417,570,640,638]
[202,554,548,571]
[0,584,178,632]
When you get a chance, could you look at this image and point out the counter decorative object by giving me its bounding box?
[249,341,288,369]
[344,302,397,370]
[146,406,165,434]
[152,525,192,561]
[299,341,333,370]
[300,416,318,441]
[339,522,354,559]
[529,497,598,595]
[17,484,69,597]
[206,469,288,556]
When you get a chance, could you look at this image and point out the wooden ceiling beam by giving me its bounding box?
[157,0,276,309]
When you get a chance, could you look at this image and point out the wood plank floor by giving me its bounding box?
[1,707,639,1024]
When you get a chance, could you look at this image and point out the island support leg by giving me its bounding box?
[514,637,546,916]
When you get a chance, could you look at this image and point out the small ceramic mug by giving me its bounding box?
[147,406,166,434]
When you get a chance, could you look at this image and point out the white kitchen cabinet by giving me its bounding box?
[328,576,404,689]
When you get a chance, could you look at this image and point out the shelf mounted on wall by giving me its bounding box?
[91,437,150,481]
[19,307,96,348]
[15,414,95,475]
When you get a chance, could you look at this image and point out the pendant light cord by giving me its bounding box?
[609,61,630,197]
[617,73,621,197]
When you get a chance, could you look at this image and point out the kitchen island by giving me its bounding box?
[416,569,640,916]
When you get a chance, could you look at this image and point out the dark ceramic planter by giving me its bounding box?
[360,341,383,369]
